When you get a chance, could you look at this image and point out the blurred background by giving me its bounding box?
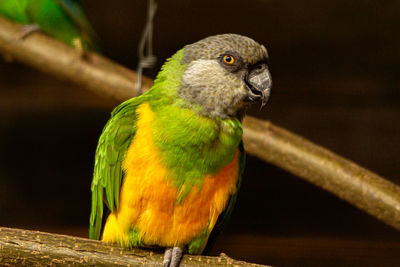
[0,0,399,266]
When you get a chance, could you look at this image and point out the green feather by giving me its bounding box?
[0,0,100,51]
[0,0,30,23]
[113,163,121,210]
[55,0,100,48]
[127,229,141,248]
[88,95,147,240]
[105,164,114,213]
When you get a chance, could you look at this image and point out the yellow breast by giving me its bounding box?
[102,103,239,248]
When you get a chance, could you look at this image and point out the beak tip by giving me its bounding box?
[260,87,271,109]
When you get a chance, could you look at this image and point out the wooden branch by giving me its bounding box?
[1,16,400,232]
[0,227,264,266]
[243,117,400,231]
[0,16,152,101]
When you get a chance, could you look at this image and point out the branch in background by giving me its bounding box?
[0,16,399,231]
[243,117,400,231]
[0,227,264,266]
[0,16,152,100]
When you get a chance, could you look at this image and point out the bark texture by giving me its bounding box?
[0,227,265,266]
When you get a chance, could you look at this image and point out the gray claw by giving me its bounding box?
[19,24,41,40]
[163,247,183,267]
[170,247,183,267]
[163,248,173,267]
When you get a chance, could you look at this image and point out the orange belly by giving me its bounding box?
[102,103,239,247]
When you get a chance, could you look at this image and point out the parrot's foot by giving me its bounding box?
[163,247,183,267]
[18,24,41,40]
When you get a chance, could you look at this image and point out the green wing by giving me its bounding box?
[89,97,145,240]
[192,142,246,254]
[0,0,31,23]
[55,0,100,51]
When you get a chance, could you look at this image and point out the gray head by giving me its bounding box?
[178,34,272,118]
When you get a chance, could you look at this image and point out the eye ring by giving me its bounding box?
[223,55,235,64]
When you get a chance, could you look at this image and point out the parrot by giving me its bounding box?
[0,0,100,52]
[89,34,272,267]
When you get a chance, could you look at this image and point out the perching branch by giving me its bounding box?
[1,16,400,232]
[0,227,264,266]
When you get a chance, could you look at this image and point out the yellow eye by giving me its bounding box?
[223,55,235,64]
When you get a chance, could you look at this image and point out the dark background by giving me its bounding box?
[0,1,399,266]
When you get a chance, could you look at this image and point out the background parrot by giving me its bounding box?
[89,34,272,267]
[0,0,100,51]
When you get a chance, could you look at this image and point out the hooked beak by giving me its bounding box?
[244,63,272,107]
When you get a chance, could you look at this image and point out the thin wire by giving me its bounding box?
[136,0,158,93]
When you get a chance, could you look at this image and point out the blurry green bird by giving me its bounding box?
[0,0,100,52]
